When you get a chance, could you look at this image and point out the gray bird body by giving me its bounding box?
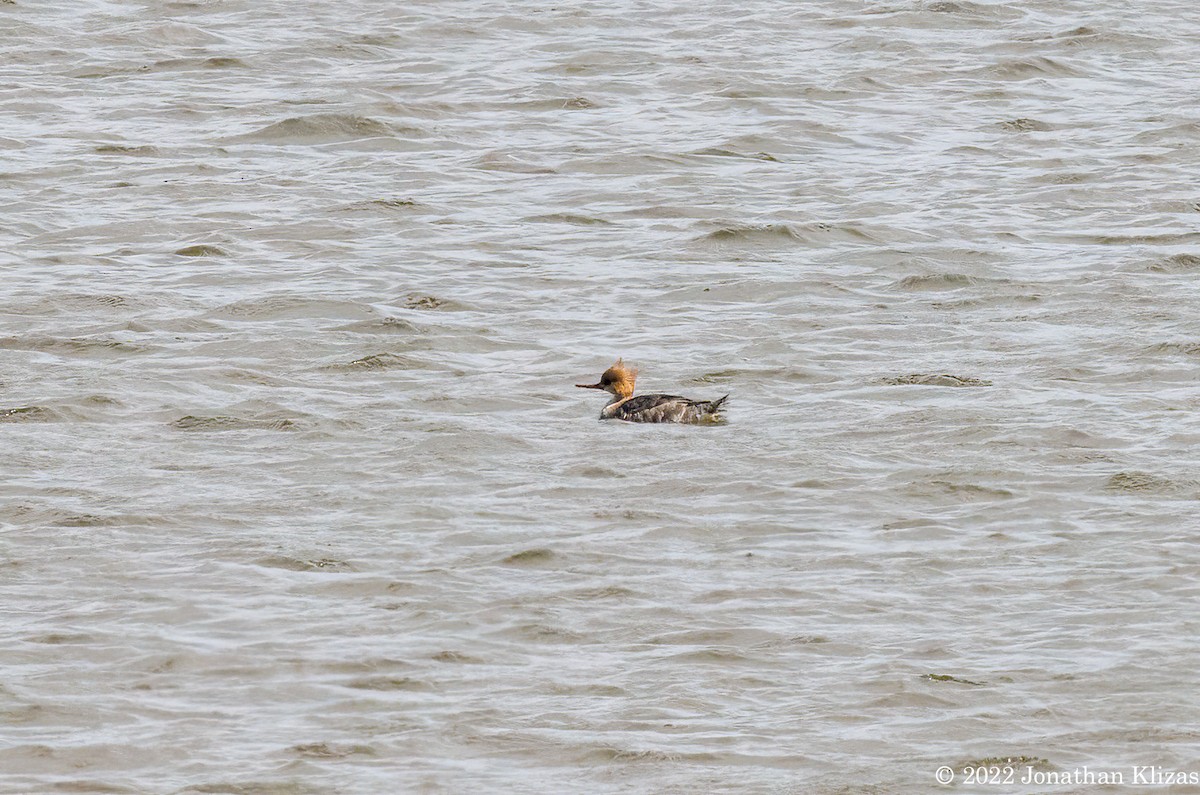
[601,393,729,424]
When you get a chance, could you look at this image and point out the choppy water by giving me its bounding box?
[3,1,1200,793]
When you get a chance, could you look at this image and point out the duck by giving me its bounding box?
[576,359,728,423]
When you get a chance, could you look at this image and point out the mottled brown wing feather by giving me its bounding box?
[615,394,728,423]
[618,394,688,416]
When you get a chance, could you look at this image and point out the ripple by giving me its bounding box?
[0,336,152,356]
[290,742,376,759]
[983,56,1086,80]
[231,114,415,144]
[890,273,981,290]
[501,548,556,565]
[472,152,555,173]
[173,244,227,257]
[1149,342,1200,358]
[0,405,56,422]
[332,317,421,334]
[344,677,432,691]
[326,352,425,370]
[254,556,354,571]
[1105,471,1197,497]
[94,144,161,156]
[1147,253,1200,272]
[148,56,250,72]
[523,213,615,225]
[998,117,1053,132]
[170,415,299,432]
[403,294,466,311]
[922,673,985,686]
[691,147,781,162]
[881,373,993,386]
[211,296,374,321]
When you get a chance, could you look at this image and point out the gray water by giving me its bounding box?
[3,1,1200,793]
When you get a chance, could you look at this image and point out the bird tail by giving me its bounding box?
[706,394,729,413]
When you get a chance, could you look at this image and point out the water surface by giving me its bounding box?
[3,1,1199,792]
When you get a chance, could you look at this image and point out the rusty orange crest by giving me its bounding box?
[576,358,638,398]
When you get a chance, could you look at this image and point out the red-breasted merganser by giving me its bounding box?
[576,359,729,423]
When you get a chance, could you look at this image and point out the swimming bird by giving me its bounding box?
[576,359,728,423]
